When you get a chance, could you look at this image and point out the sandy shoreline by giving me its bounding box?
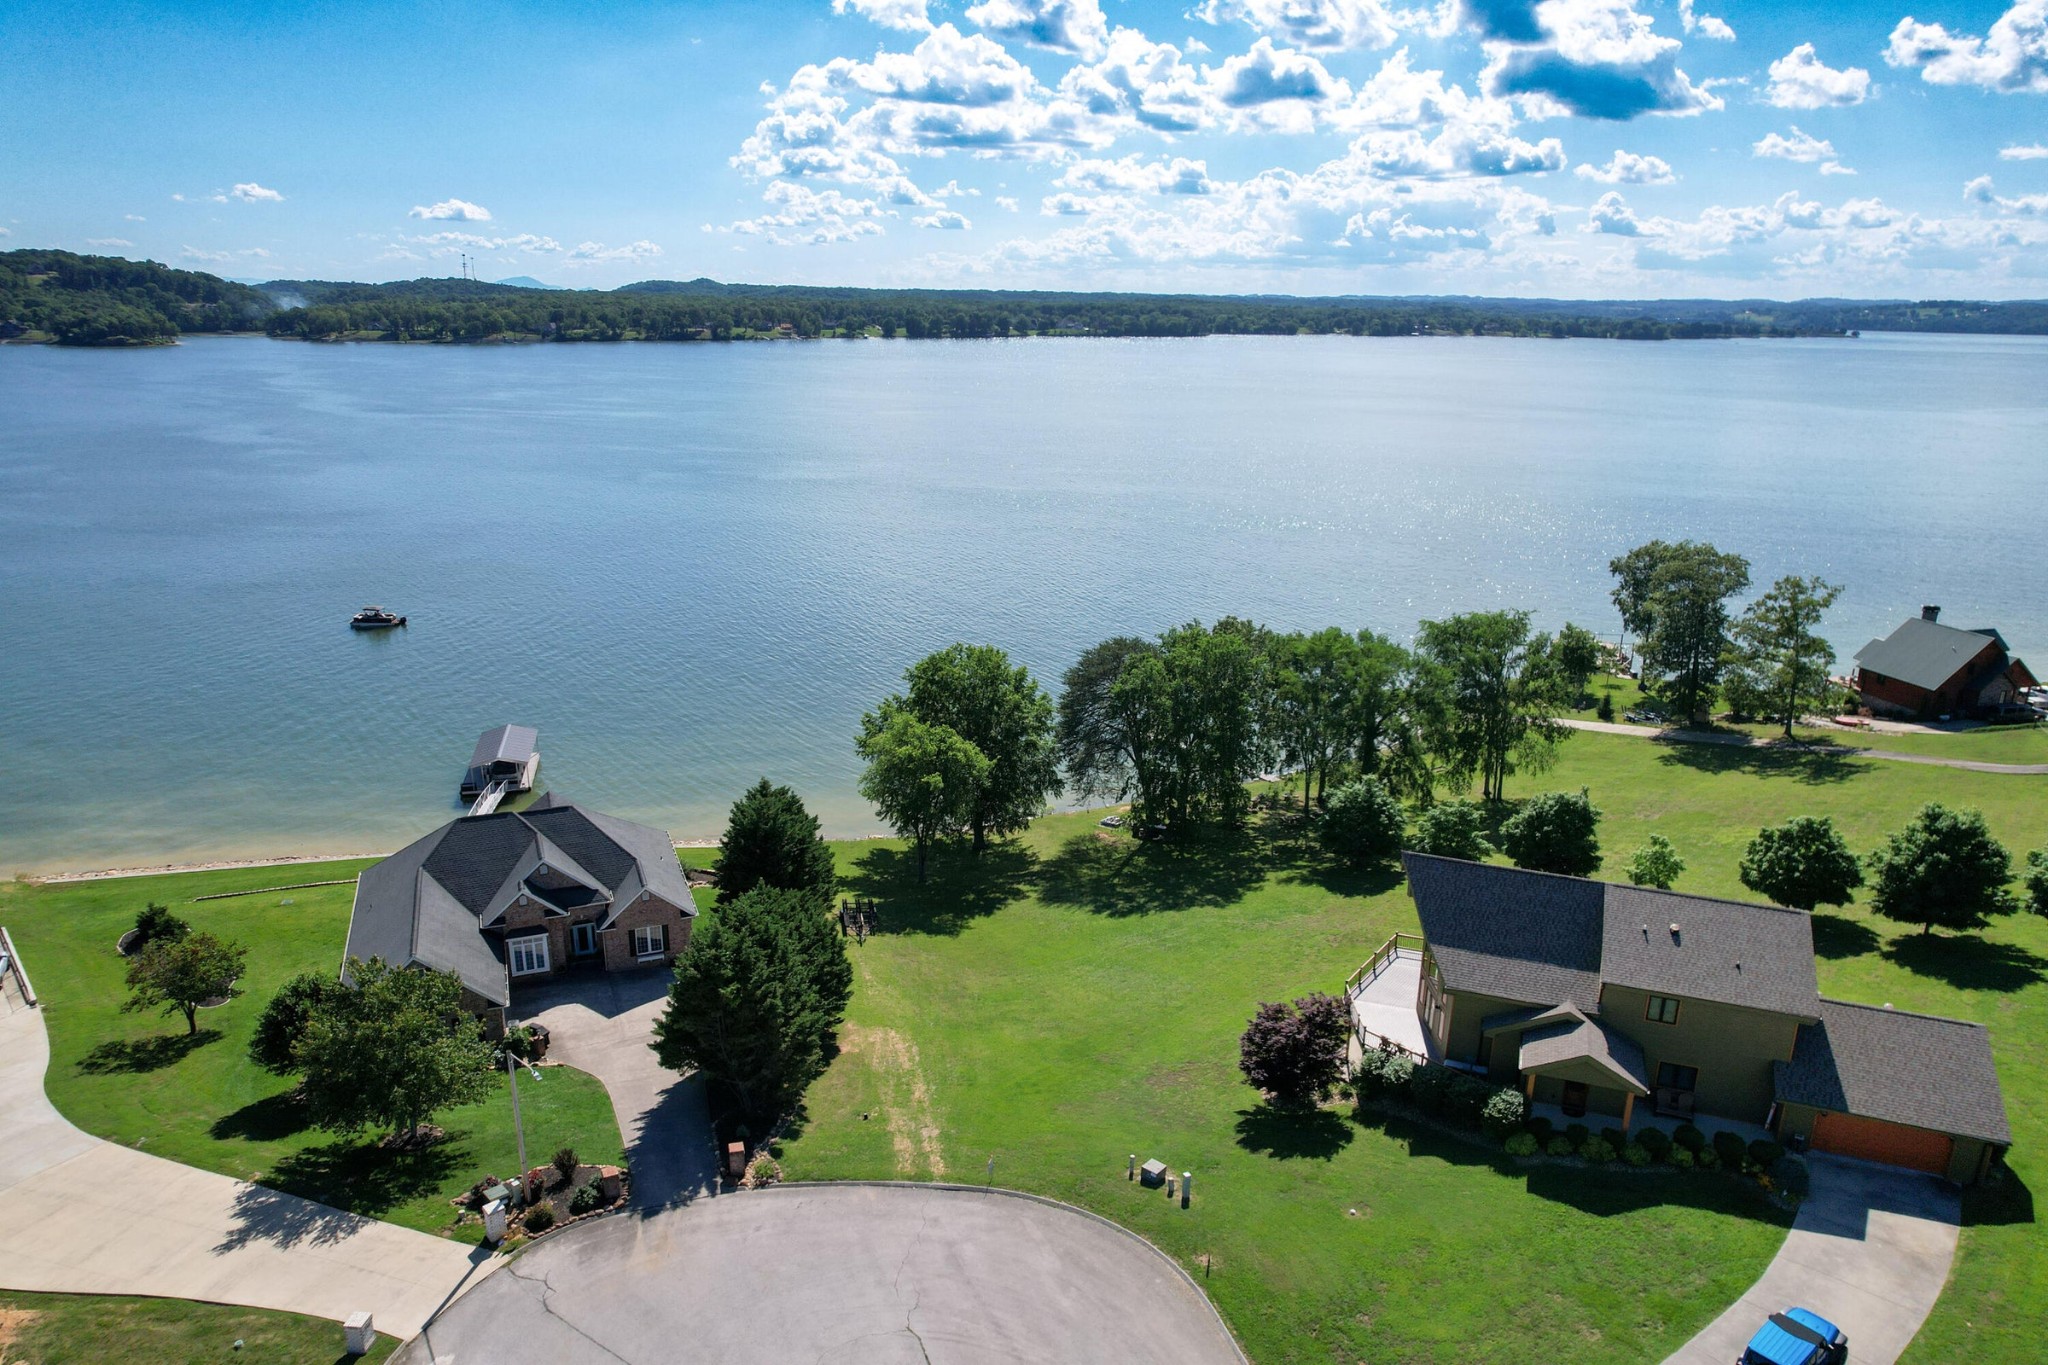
[21,836,764,883]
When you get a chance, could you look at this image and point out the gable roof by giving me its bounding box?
[469,724,538,771]
[345,797,693,1006]
[1518,1013,1651,1095]
[1853,617,2007,693]
[1403,853,1604,1007]
[1774,998,2012,1146]
[1403,853,1820,1019]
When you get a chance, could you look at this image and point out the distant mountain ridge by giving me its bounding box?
[7,248,2047,346]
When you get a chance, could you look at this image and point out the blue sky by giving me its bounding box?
[4,0,2046,296]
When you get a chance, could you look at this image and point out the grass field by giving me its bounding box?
[763,728,2046,1365]
[0,1288,396,1365]
[0,866,624,1243]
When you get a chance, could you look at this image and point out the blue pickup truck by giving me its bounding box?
[1740,1308,1847,1365]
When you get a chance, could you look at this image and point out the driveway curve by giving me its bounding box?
[1661,1155,1960,1365]
[0,966,491,1339]
[399,1182,1247,1365]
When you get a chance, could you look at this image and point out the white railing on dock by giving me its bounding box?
[468,779,510,817]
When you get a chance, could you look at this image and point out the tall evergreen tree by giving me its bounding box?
[715,779,837,904]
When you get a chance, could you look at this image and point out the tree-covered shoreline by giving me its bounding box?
[8,247,2048,348]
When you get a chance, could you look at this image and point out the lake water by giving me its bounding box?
[3,332,2044,875]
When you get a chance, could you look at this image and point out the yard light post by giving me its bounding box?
[506,1023,543,1204]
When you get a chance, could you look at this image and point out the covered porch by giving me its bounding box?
[1499,1002,1653,1129]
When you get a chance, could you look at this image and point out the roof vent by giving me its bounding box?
[1922,604,1941,622]
[1669,922,1681,938]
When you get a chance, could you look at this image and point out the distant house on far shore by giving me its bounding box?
[1851,606,2036,719]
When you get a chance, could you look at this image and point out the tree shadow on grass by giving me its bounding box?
[257,1129,471,1225]
[1234,1103,1354,1161]
[841,840,1038,936]
[1881,932,2048,992]
[210,1089,313,1143]
[77,1028,221,1075]
[1037,827,1267,917]
[1810,912,1882,960]
[1653,740,1866,786]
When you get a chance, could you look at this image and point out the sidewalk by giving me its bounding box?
[0,968,496,1340]
[1557,717,2048,775]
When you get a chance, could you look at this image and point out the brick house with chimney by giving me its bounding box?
[1851,605,2036,719]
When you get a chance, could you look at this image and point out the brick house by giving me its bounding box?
[1348,855,2011,1184]
[1851,606,2037,719]
[344,794,695,1028]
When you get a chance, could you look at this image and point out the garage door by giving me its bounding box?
[1811,1111,1953,1175]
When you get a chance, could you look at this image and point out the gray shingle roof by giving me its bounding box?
[1403,854,1821,1018]
[1601,882,1819,1019]
[1403,853,1606,1007]
[1519,1014,1651,1095]
[469,724,539,771]
[345,798,693,1007]
[1853,617,2006,693]
[1774,998,2011,1145]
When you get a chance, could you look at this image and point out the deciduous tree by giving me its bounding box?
[296,958,493,1142]
[1317,778,1405,868]
[1554,622,1604,708]
[1727,576,1843,736]
[1409,799,1492,862]
[897,643,1061,851]
[1867,804,2015,936]
[714,779,837,904]
[1738,816,1863,910]
[1610,540,1751,720]
[1496,789,1602,877]
[248,971,336,1075]
[1413,610,1571,802]
[1627,835,1685,889]
[855,708,991,882]
[122,931,245,1036]
[1238,993,1351,1105]
[1056,636,1158,804]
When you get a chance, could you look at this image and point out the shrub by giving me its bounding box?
[1748,1139,1786,1170]
[569,1182,603,1216]
[552,1147,579,1181]
[1672,1123,1705,1153]
[1545,1135,1574,1157]
[1408,1064,1455,1115]
[1239,993,1352,1104]
[1445,1074,1493,1125]
[1380,1052,1416,1091]
[1600,1127,1626,1154]
[248,972,334,1076]
[1596,692,1614,722]
[1638,1127,1672,1160]
[1622,1142,1651,1166]
[1581,1139,1617,1164]
[1525,1116,1555,1146]
[1770,1154,1811,1199]
[1696,1145,1720,1170]
[1481,1088,1527,1139]
[1496,789,1602,877]
[1627,835,1685,890]
[1668,1145,1695,1168]
[1409,800,1491,863]
[1564,1122,1590,1148]
[523,1203,556,1234]
[1505,1132,1539,1158]
[1712,1131,1749,1170]
[132,903,191,951]
[1318,778,1406,868]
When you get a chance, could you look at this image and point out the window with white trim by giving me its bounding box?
[508,934,551,977]
[632,924,667,959]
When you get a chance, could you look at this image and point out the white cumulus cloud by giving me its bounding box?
[409,198,494,222]
[965,0,1109,59]
[230,183,284,203]
[1575,149,1676,183]
[1966,174,2048,216]
[1678,0,1733,41]
[1887,2,2048,94]
[1754,127,1851,175]
[2001,143,2048,159]
[1192,0,1410,52]
[86,237,134,248]
[1766,44,1871,109]
[915,208,972,227]
[832,0,933,32]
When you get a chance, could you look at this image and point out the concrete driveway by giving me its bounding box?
[0,965,492,1340]
[514,967,718,1209]
[399,1182,1246,1365]
[1662,1155,1961,1365]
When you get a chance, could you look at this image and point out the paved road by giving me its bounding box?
[1558,717,2048,774]
[0,967,494,1340]
[399,1182,1246,1365]
[1661,1155,1960,1365]
[516,968,719,1210]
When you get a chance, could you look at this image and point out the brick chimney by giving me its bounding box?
[1921,604,1941,623]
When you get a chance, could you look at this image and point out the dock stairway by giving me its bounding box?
[467,780,510,817]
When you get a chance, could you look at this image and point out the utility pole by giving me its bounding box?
[506,1027,541,1201]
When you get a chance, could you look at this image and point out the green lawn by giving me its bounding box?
[770,729,2046,1365]
[0,866,624,1243]
[0,1288,396,1365]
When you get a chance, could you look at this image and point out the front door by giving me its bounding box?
[571,922,597,958]
[1561,1081,1590,1117]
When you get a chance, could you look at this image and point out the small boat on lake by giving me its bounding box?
[350,605,407,630]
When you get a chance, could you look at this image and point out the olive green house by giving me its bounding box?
[1347,855,2010,1185]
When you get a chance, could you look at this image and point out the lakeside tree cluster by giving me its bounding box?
[21,249,2048,348]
